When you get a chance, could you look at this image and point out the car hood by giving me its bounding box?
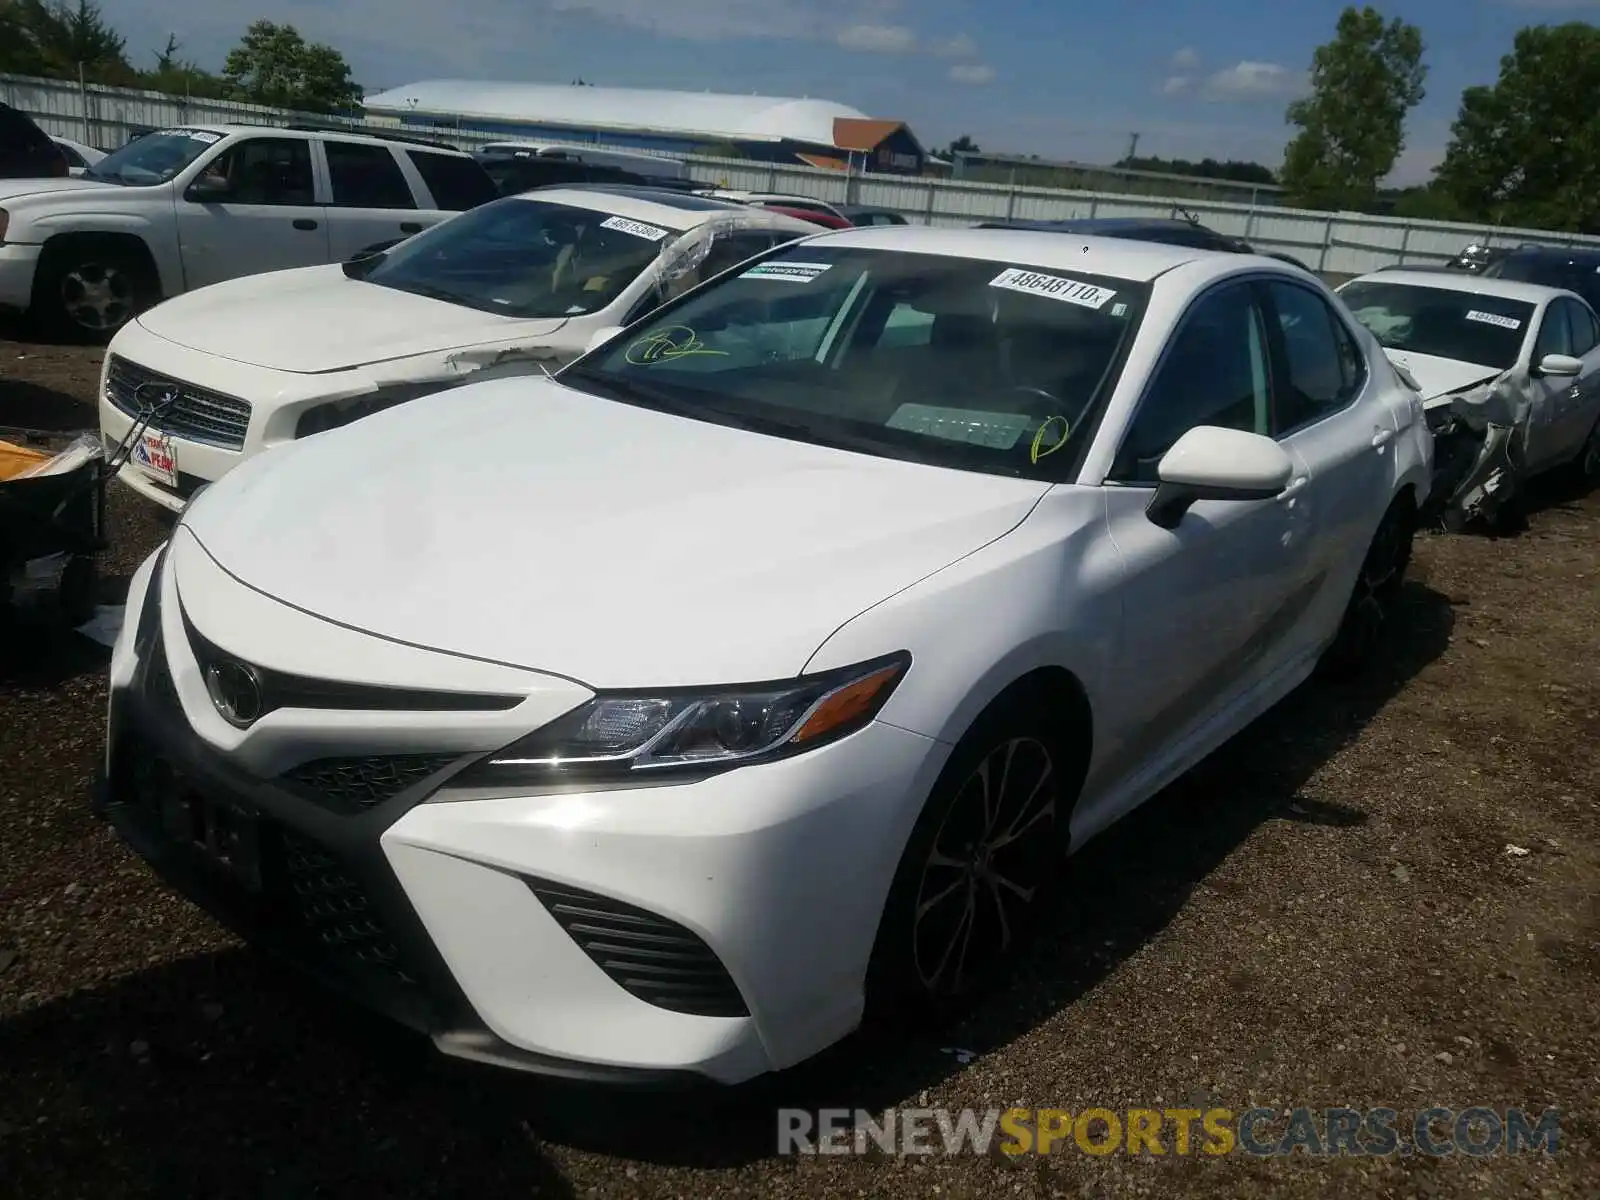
[1382,350,1504,400]
[136,266,569,373]
[180,376,1048,687]
[0,176,122,202]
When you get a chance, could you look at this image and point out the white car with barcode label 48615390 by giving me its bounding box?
[100,227,1429,1085]
[97,186,816,511]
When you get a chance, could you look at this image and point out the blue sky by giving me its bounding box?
[108,0,1600,183]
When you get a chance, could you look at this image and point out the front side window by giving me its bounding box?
[1111,283,1270,484]
[1534,302,1573,360]
[563,247,1149,480]
[1267,281,1363,430]
[325,141,414,209]
[1560,298,1597,356]
[1339,281,1534,371]
[85,128,222,186]
[189,137,314,205]
[356,196,686,318]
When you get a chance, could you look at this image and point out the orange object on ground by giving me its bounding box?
[0,439,51,482]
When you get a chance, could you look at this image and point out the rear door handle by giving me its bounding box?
[1278,476,1309,502]
[293,218,318,231]
[400,221,423,233]
[1371,427,1394,448]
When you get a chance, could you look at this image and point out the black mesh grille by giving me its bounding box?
[106,355,252,450]
[280,832,411,979]
[527,881,748,1019]
[281,755,459,814]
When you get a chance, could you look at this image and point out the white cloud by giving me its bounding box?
[835,23,917,52]
[1169,47,1200,70]
[949,62,995,85]
[1160,75,1192,96]
[1201,61,1305,100]
[930,33,978,58]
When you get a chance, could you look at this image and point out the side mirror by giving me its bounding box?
[585,325,624,355]
[1535,352,1583,378]
[185,172,232,202]
[1146,426,1295,529]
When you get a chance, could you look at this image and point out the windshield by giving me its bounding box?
[1482,254,1600,310]
[359,196,684,317]
[561,246,1149,479]
[84,129,220,186]
[1339,281,1533,371]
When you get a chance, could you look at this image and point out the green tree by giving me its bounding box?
[221,20,362,113]
[0,0,135,83]
[1435,23,1600,233]
[1281,6,1427,210]
[138,33,228,99]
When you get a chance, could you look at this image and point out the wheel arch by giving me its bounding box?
[35,230,165,299]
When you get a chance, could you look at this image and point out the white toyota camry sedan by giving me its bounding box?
[97,226,1432,1085]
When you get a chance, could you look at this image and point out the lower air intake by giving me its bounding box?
[526,880,748,1019]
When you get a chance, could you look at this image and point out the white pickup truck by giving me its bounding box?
[0,123,498,338]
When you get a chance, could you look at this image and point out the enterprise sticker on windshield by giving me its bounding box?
[740,261,832,283]
[1465,310,1521,330]
[600,215,670,241]
[990,268,1116,309]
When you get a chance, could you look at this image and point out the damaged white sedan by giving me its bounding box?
[96,186,817,511]
[1338,271,1600,527]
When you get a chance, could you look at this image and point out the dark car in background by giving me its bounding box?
[473,149,695,198]
[1446,243,1510,274]
[838,204,909,226]
[1479,244,1600,311]
[973,215,1312,271]
[0,102,69,179]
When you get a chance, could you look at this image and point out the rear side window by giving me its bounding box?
[325,141,415,209]
[1266,281,1365,429]
[405,150,498,211]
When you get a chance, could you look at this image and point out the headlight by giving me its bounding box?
[456,652,910,786]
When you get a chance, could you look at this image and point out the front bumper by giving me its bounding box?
[0,242,42,312]
[98,543,946,1083]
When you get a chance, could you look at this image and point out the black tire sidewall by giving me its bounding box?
[863,697,1081,1025]
[35,244,154,342]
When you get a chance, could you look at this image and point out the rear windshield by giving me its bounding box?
[1339,281,1533,370]
[562,245,1149,480]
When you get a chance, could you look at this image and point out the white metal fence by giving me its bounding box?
[8,70,1600,278]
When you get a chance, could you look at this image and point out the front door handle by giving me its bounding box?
[399,221,423,234]
[293,218,319,231]
[1371,427,1395,449]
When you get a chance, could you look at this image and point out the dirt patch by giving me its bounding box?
[1,328,1596,1199]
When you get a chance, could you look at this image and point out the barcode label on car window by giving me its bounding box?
[600,216,670,241]
[990,268,1116,309]
[1465,310,1521,330]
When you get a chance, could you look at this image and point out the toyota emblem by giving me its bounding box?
[205,660,264,727]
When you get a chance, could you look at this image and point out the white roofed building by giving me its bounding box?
[361,80,928,175]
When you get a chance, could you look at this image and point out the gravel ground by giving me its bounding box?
[2,325,1597,1199]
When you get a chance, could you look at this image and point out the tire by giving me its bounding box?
[1318,494,1416,680]
[1578,418,1600,485]
[34,242,157,341]
[863,696,1083,1024]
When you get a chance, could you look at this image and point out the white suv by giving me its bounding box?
[0,123,497,338]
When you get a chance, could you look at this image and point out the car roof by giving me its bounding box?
[789,225,1222,281]
[514,186,812,232]
[1346,269,1564,305]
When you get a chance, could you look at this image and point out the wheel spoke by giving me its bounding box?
[925,881,976,990]
[915,874,967,920]
[986,796,1056,853]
